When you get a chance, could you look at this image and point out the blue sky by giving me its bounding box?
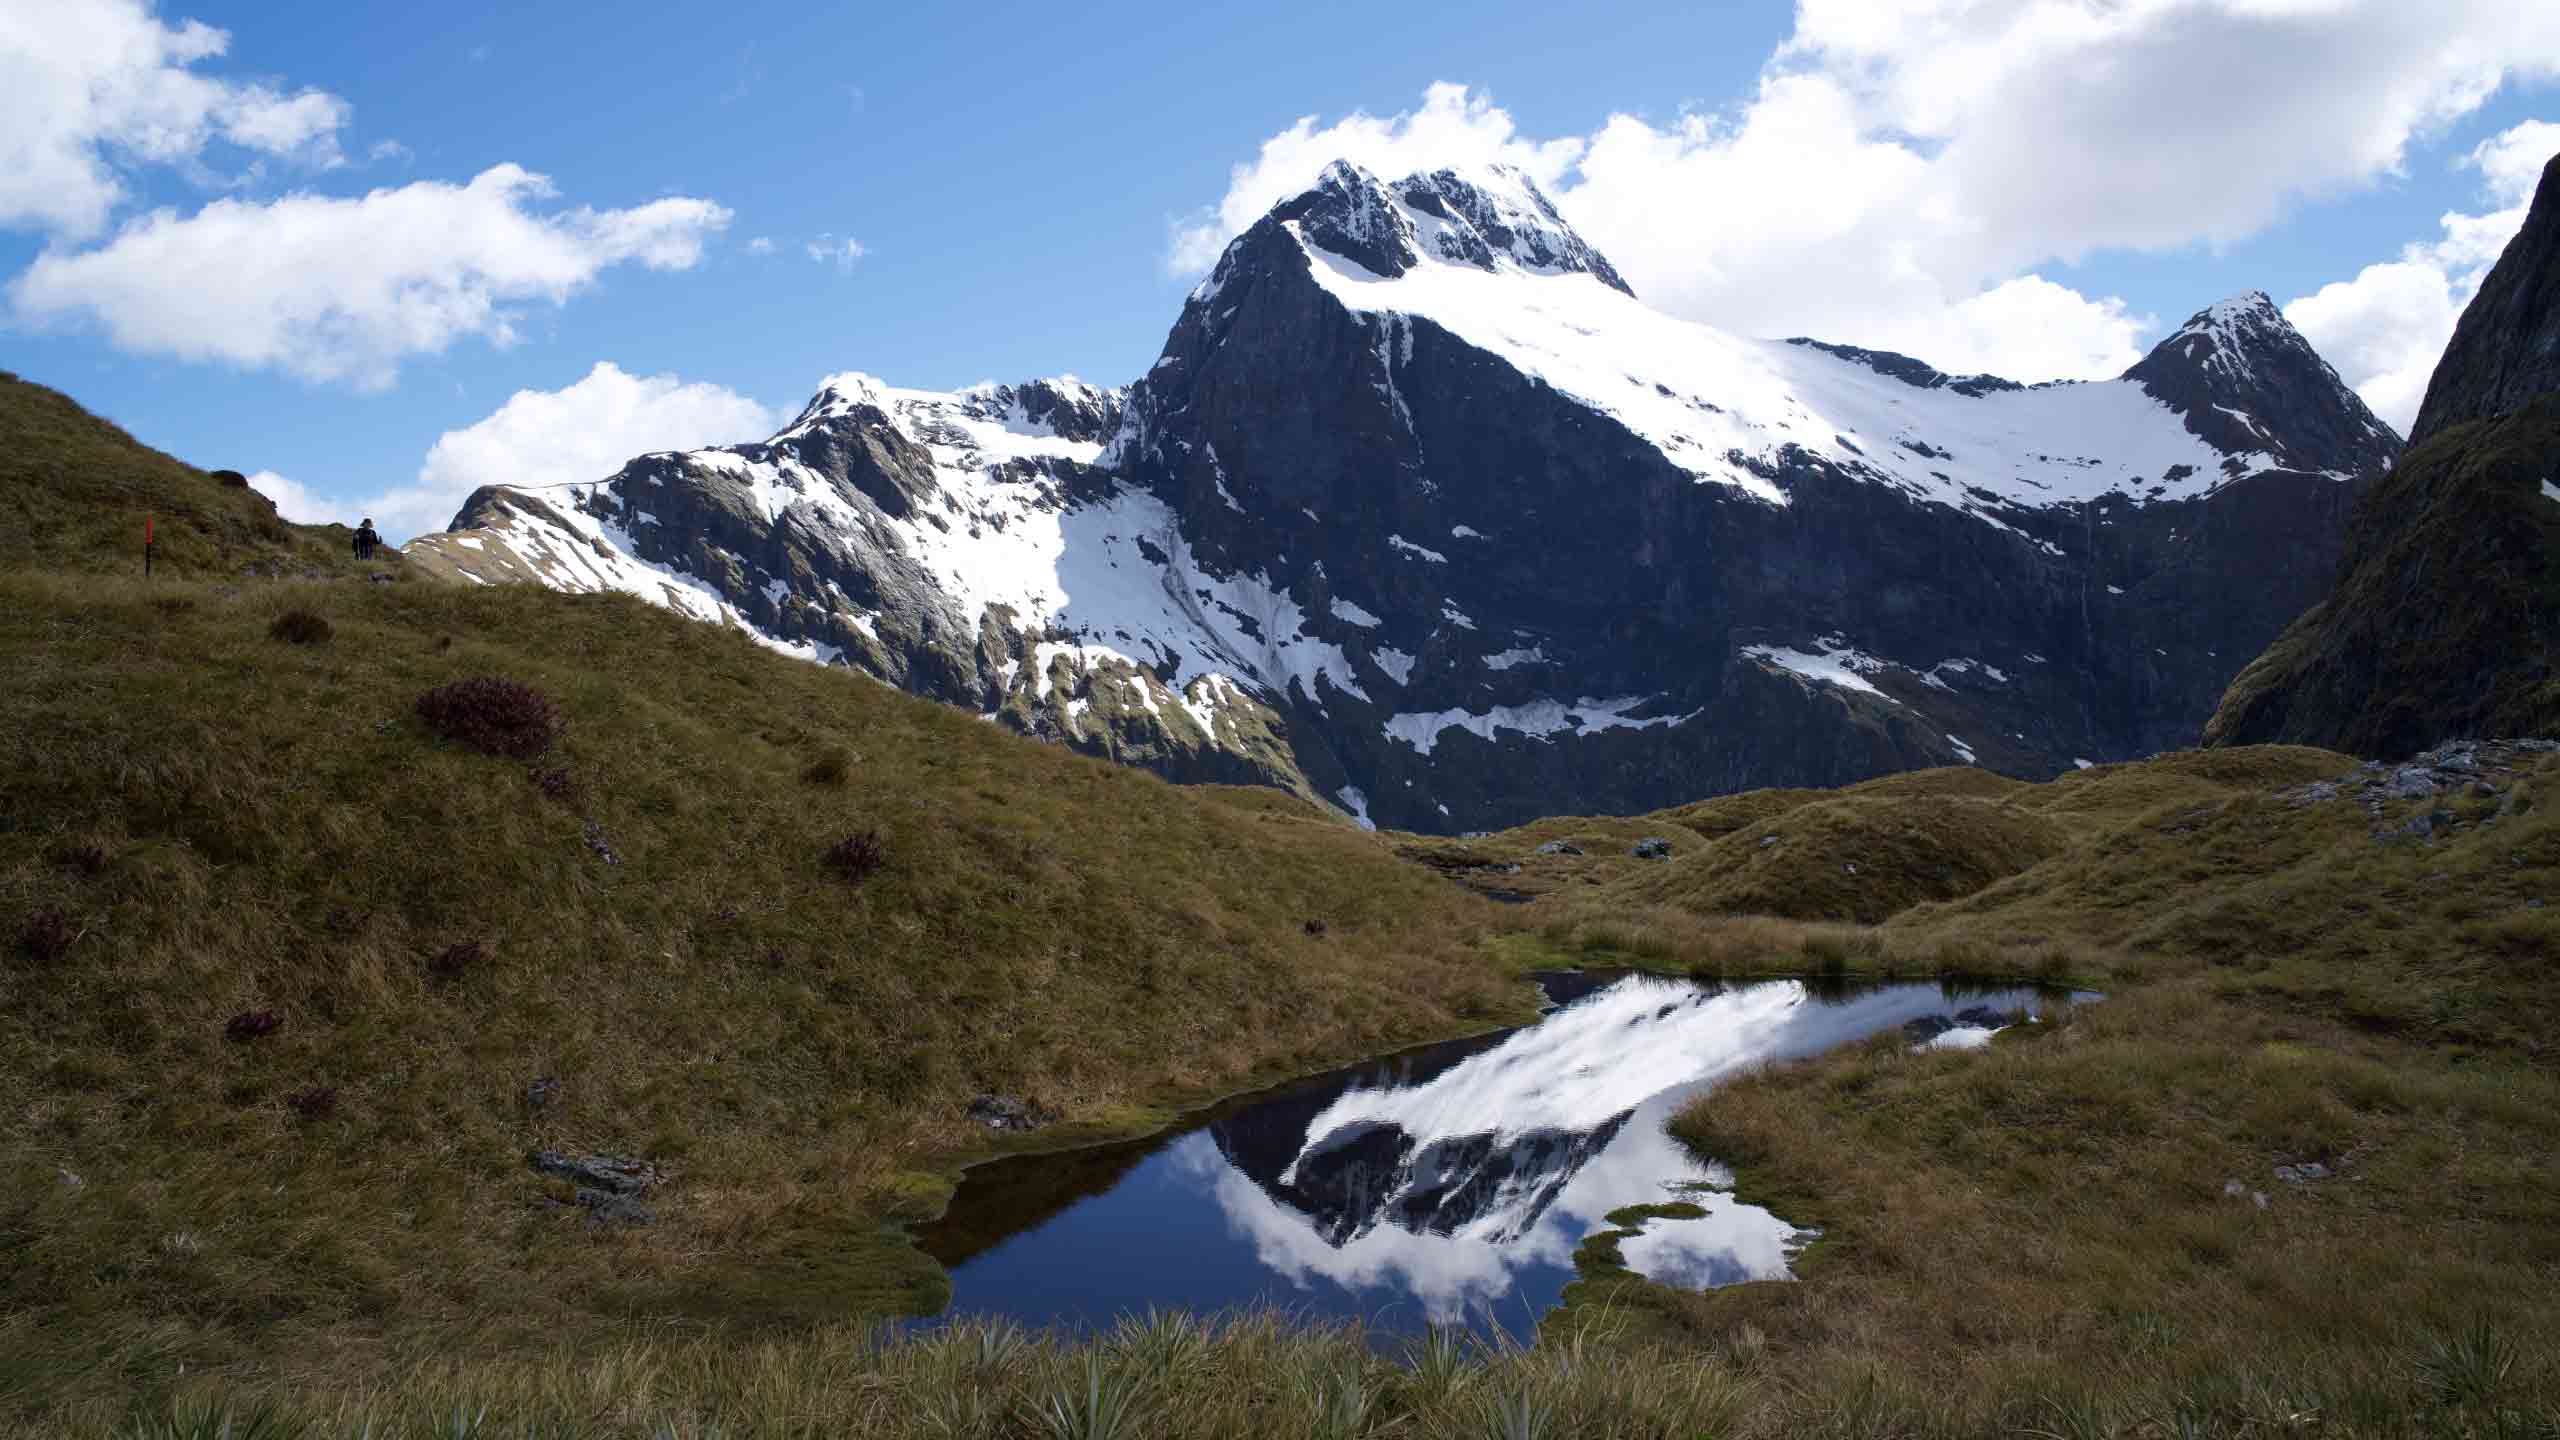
[3,0,2554,537]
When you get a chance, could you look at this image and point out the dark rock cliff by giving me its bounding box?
[2207,149,2560,758]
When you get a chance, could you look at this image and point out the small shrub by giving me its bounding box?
[268,608,332,645]
[434,634,454,652]
[527,765,579,806]
[428,939,488,982]
[50,840,110,876]
[209,468,250,487]
[17,910,76,963]
[825,829,888,884]
[1303,918,1329,938]
[803,746,853,786]
[225,1010,282,1043]
[287,1085,338,1120]
[415,677,563,759]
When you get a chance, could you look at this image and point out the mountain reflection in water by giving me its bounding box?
[910,973,2070,1341]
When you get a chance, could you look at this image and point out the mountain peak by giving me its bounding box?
[2122,290,2400,477]
[1390,164,1634,296]
[1268,158,1631,295]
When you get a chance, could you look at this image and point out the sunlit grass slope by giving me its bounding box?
[0,567,1521,1418]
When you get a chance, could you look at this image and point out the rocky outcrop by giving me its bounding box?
[2206,149,2560,758]
[411,162,2398,832]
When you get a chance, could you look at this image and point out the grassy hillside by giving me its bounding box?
[0,372,370,581]
[5,373,2558,1436]
[0,566,1528,1423]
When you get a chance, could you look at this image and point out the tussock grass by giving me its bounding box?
[0,568,1518,1422]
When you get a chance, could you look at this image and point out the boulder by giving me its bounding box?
[528,1150,660,1195]
[968,1093,1054,1132]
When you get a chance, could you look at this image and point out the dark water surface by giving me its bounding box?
[910,972,2077,1343]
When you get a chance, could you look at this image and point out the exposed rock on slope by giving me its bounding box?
[410,162,2396,832]
[2207,151,2560,757]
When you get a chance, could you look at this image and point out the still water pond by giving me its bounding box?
[912,972,2075,1342]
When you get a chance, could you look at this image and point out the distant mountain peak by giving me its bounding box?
[1390,163,1634,296]
[1268,157,1632,295]
[2123,289,2399,477]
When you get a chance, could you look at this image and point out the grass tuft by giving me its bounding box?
[17,907,77,962]
[427,939,490,983]
[286,1084,338,1120]
[824,829,888,884]
[801,745,852,786]
[526,764,579,806]
[222,1009,282,1043]
[414,676,564,759]
[265,608,332,645]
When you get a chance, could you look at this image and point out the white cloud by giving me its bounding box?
[0,0,353,238]
[246,469,340,526]
[805,234,866,268]
[1172,4,2560,382]
[358,361,779,540]
[8,165,733,388]
[2287,119,2558,435]
[745,235,774,255]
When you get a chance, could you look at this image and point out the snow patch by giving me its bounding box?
[1917,657,2009,691]
[1742,636,1894,702]
[1331,598,1383,628]
[1337,784,1376,830]
[1384,695,1695,757]
[1388,534,1449,563]
[1293,212,2288,519]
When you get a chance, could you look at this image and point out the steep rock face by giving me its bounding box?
[1111,162,2393,827]
[2206,149,2560,758]
[413,161,2396,831]
[2411,155,2560,445]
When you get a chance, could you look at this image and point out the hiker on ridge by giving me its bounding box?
[353,517,380,561]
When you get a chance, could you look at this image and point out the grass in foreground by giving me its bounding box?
[0,568,1522,1426]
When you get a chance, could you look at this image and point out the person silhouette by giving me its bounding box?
[353,517,381,561]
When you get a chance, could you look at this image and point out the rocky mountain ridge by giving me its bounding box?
[409,160,2398,831]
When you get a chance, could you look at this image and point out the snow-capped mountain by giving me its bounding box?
[406,159,2399,831]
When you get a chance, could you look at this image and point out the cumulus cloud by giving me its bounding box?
[2286,119,2559,434]
[745,235,775,255]
[1171,3,2560,382]
[805,234,867,268]
[246,469,340,526]
[357,361,779,540]
[0,0,353,238]
[8,165,734,388]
